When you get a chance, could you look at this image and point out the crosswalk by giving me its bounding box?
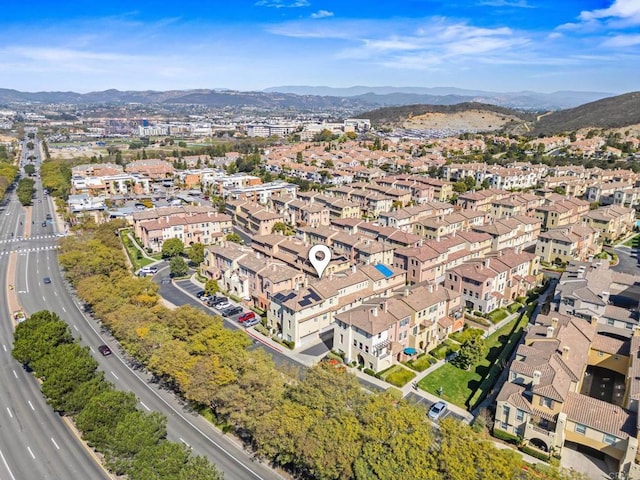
[0,245,60,256]
[0,234,65,244]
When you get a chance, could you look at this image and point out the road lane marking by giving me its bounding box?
[12,370,17,379]
[111,371,119,380]
[42,296,46,302]
[179,438,190,448]
[62,306,66,313]
[6,407,13,418]
[90,346,94,353]
[140,402,150,411]
[51,438,60,450]
[2,345,6,352]
[0,448,17,480]
[28,401,35,411]
[73,325,78,331]
[27,447,35,459]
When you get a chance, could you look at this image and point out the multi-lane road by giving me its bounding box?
[1,137,283,480]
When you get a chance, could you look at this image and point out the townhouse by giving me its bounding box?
[535,224,601,264]
[267,264,406,347]
[225,200,285,236]
[554,261,640,334]
[137,210,233,252]
[494,312,640,479]
[472,216,541,251]
[444,249,540,313]
[582,205,635,244]
[534,197,590,231]
[125,159,174,180]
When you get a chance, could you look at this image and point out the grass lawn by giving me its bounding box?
[429,339,460,360]
[488,308,509,324]
[623,234,640,248]
[404,353,438,372]
[380,365,416,387]
[121,230,154,271]
[449,327,483,344]
[419,312,530,410]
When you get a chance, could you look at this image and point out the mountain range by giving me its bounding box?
[0,86,616,111]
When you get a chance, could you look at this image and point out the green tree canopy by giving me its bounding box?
[188,243,205,266]
[170,256,189,277]
[226,232,243,244]
[76,390,139,449]
[13,310,73,370]
[162,238,184,258]
[453,335,485,371]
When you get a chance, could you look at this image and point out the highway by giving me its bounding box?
[0,136,110,480]
[4,137,284,480]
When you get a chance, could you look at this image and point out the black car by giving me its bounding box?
[45,213,52,220]
[43,277,51,284]
[207,296,228,307]
[42,221,47,227]
[220,306,242,317]
[98,345,112,356]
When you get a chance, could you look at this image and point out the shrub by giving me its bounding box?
[521,445,550,462]
[254,324,270,336]
[363,368,376,376]
[492,428,520,445]
[382,365,416,387]
[385,387,403,401]
[282,339,294,350]
[507,302,522,314]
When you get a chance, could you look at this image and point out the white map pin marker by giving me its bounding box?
[309,244,331,279]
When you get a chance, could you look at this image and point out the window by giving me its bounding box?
[541,397,553,409]
[354,339,357,347]
[603,434,616,445]
[502,406,510,418]
[607,319,615,326]
[516,409,525,421]
[575,424,586,435]
[340,334,344,344]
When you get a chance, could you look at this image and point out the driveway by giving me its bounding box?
[612,246,640,275]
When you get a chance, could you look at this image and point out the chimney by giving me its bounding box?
[591,316,598,326]
[428,283,434,293]
[404,287,410,298]
[352,265,357,273]
[551,317,558,329]
[562,346,570,359]
[484,258,490,268]
[381,301,388,313]
[546,326,554,338]
[532,370,541,386]
[372,307,378,317]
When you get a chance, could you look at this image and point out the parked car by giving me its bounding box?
[238,311,256,324]
[220,306,242,317]
[243,317,261,327]
[207,296,228,307]
[98,345,112,356]
[428,401,448,421]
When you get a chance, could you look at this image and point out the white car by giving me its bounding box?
[215,302,232,310]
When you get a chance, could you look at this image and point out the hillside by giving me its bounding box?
[533,91,640,135]
[358,103,535,132]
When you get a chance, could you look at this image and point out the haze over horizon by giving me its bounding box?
[0,0,638,94]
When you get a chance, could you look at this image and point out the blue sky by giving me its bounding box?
[0,0,638,93]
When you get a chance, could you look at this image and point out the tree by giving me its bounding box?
[178,456,224,480]
[128,441,190,480]
[107,411,167,475]
[170,256,189,277]
[188,243,205,266]
[13,311,73,370]
[161,238,184,258]
[453,335,485,371]
[296,151,303,163]
[204,279,219,296]
[24,164,35,176]
[271,222,290,235]
[226,232,243,244]
[76,390,139,449]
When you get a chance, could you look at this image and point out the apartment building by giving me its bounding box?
[202,242,307,310]
[582,205,635,244]
[554,261,640,334]
[494,312,640,479]
[132,205,220,238]
[444,249,540,313]
[268,264,406,347]
[71,163,123,177]
[472,216,541,251]
[534,197,590,231]
[491,193,545,219]
[138,211,232,252]
[125,159,174,180]
[225,181,298,205]
[225,200,285,236]
[535,224,601,264]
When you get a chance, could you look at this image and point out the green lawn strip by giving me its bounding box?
[488,308,509,324]
[379,364,416,387]
[120,231,154,271]
[403,353,438,372]
[623,234,640,247]
[429,339,460,360]
[420,315,526,409]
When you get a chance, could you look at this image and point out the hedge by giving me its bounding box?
[521,445,550,462]
[492,428,520,445]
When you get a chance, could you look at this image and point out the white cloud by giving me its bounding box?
[255,0,310,7]
[602,33,640,46]
[478,0,534,8]
[579,0,640,23]
[310,10,334,18]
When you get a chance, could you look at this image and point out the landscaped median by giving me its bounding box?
[418,303,534,411]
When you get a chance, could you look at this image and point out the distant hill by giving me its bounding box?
[265,85,614,110]
[357,103,535,132]
[533,91,640,135]
[0,86,617,111]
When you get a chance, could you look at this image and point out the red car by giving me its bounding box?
[238,311,256,324]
